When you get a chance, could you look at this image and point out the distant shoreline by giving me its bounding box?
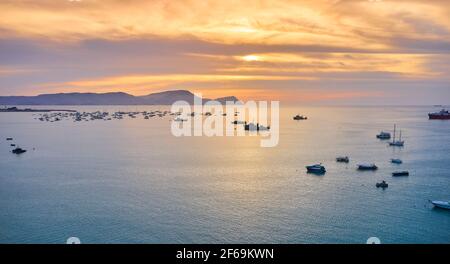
[0,107,76,113]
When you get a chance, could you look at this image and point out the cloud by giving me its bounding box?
[0,1,449,103]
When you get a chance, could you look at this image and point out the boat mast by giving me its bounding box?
[393,124,396,142]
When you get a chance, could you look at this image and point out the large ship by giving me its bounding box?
[428,109,450,120]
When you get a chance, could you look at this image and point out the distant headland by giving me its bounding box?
[0,90,239,105]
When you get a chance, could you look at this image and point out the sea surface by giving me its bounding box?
[0,105,449,244]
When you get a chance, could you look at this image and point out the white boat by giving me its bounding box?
[430,200,450,210]
[389,124,404,147]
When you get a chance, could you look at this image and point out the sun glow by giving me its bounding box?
[242,55,261,62]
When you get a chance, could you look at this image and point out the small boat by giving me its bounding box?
[232,120,245,125]
[389,124,404,147]
[376,131,391,140]
[392,171,409,176]
[293,114,307,120]
[357,164,378,170]
[336,156,349,163]
[10,144,16,147]
[306,164,326,174]
[430,200,450,210]
[173,117,187,122]
[376,181,388,188]
[6,137,13,141]
[391,158,402,164]
[12,147,27,154]
[244,122,270,131]
[428,109,450,120]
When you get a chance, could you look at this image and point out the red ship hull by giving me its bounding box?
[428,114,450,120]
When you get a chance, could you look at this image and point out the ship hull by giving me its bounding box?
[428,114,450,120]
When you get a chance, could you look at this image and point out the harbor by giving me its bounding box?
[1,105,448,243]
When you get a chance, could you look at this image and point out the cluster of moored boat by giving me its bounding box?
[5,137,27,154]
[304,123,449,210]
[306,124,409,184]
[35,110,177,122]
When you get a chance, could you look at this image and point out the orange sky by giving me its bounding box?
[0,0,449,104]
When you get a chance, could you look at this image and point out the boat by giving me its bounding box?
[12,147,27,154]
[173,117,187,122]
[293,114,307,120]
[244,122,270,131]
[391,158,402,164]
[430,200,450,210]
[376,131,391,140]
[392,171,409,176]
[306,164,326,174]
[6,137,13,141]
[357,164,378,170]
[389,124,404,147]
[10,144,16,147]
[428,109,450,120]
[376,181,388,188]
[336,156,349,163]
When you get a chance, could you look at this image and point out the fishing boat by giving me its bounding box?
[430,200,450,210]
[293,114,307,120]
[357,164,378,170]
[428,109,450,120]
[12,147,26,154]
[391,158,402,164]
[389,124,404,147]
[336,156,349,163]
[376,131,391,139]
[306,164,326,174]
[376,181,388,188]
[392,171,409,176]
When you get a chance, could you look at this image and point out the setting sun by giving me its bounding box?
[242,55,261,62]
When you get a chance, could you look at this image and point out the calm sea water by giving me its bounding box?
[0,105,449,244]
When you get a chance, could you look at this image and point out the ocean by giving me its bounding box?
[0,105,449,243]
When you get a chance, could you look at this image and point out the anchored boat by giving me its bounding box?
[430,200,450,210]
[306,164,326,174]
[391,158,403,164]
[293,114,307,120]
[428,109,450,120]
[392,171,409,176]
[376,131,391,140]
[389,124,404,147]
[376,181,388,188]
[357,164,378,170]
[12,147,26,154]
[336,156,349,163]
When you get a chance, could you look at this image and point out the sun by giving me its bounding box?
[242,55,261,62]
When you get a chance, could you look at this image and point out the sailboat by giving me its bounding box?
[389,124,404,147]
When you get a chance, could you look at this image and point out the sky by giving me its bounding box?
[0,0,449,104]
